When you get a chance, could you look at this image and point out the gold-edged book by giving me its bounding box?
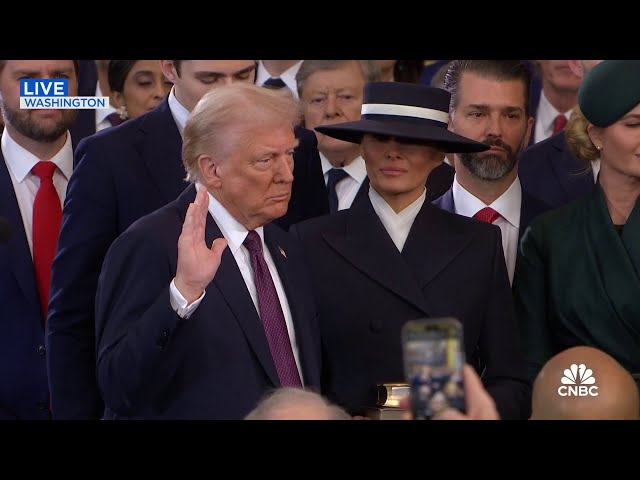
[377,383,410,407]
[363,383,410,420]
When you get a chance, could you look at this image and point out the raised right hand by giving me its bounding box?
[175,185,228,303]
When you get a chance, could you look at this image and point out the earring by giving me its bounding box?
[597,145,602,151]
[118,105,128,120]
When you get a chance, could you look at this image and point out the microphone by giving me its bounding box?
[0,217,11,244]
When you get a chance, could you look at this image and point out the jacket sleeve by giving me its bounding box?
[95,226,185,416]
[45,137,118,419]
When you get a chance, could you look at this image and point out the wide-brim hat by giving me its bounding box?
[314,82,489,153]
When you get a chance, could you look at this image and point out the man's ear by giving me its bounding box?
[198,155,222,189]
[160,60,179,84]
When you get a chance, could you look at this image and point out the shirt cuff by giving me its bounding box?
[169,278,205,319]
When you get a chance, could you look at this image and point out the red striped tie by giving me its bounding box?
[473,207,500,224]
[32,161,62,322]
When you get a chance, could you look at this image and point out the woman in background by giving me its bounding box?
[513,60,640,387]
[108,60,173,123]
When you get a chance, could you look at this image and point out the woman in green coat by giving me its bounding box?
[513,60,640,385]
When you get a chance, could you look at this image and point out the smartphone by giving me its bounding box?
[401,317,465,420]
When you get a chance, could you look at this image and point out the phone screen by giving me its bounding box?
[402,318,465,420]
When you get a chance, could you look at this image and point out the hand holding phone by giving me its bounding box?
[402,318,466,420]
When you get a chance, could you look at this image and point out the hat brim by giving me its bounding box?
[315,120,489,153]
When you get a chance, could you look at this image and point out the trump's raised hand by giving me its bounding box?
[175,185,228,303]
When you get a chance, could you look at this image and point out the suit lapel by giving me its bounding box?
[140,100,188,205]
[432,188,455,213]
[352,177,370,206]
[264,225,317,384]
[0,157,40,312]
[322,199,430,315]
[174,185,280,385]
[519,189,551,241]
[401,202,475,289]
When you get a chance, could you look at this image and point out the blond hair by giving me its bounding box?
[182,83,302,183]
[565,105,600,163]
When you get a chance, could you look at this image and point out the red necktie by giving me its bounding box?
[553,114,568,135]
[473,207,501,224]
[243,230,302,387]
[32,161,62,322]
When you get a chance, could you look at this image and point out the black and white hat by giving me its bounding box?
[315,81,489,153]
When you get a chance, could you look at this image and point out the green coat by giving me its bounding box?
[513,183,640,383]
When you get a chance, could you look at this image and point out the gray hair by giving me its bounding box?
[296,60,381,98]
[245,388,352,420]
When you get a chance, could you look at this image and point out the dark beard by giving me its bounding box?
[458,137,522,181]
[0,99,77,143]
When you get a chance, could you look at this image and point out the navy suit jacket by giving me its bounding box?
[519,133,595,209]
[432,183,552,243]
[46,97,322,419]
[70,60,99,151]
[0,154,50,419]
[291,198,530,420]
[95,185,321,419]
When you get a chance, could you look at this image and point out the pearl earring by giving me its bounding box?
[118,105,128,120]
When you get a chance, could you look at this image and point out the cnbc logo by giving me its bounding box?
[19,79,110,110]
[557,363,598,397]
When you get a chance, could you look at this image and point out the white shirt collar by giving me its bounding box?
[537,90,568,134]
[2,128,73,183]
[195,181,264,256]
[320,152,368,184]
[452,175,522,228]
[94,82,116,125]
[256,61,303,99]
[369,186,426,251]
[168,86,190,137]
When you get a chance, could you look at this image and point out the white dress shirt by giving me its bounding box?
[452,176,521,285]
[256,61,303,99]
[369,186,426,252]
[95,83,117,132]
[169,183,304,383]
[1,129,73,257]
[533,90,572,144]
[167,86,190,138]
[321,153,367,211]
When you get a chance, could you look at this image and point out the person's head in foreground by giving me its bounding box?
[245,387,352,420]
[314,81,488,213]
[530,346,640,420]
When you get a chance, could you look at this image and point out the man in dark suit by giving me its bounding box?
[0,60,79,419]
[292,81,531,420]
[69,60,118,150]
[95,83,320,419]
[433,60,551,285]
[46,60,321,419]
[519,60,604,209]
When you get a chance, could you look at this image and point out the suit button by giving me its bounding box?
[369,318,383,333]
[37,344,46,355]
[156,329,170,348]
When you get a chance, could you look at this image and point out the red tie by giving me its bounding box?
[553,114,568,135]
[473,207,500,224]
[32,161,62,322]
